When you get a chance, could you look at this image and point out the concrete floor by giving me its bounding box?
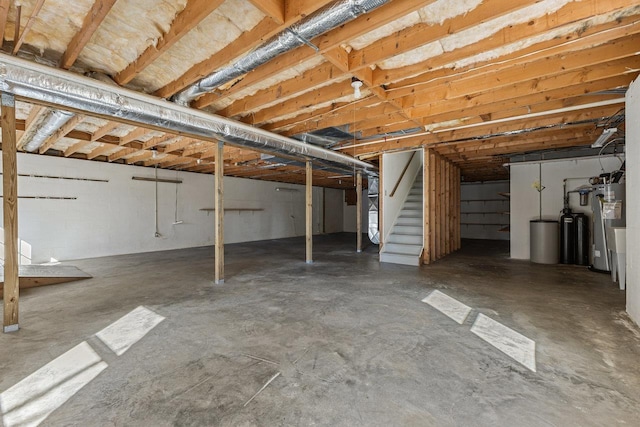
[1,233,639,426]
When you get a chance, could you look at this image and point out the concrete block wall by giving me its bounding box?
[0,153,341,264]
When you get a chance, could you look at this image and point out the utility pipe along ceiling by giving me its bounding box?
[0,0,635,184]
[8,0,388,178]
[174,0,387,105]
[0,55,376,176]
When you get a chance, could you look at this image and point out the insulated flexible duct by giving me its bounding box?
[0,54,376,175]
[21,109,74,152]
[173,0,388,105]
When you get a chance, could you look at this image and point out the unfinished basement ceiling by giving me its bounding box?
[0,0,637,185]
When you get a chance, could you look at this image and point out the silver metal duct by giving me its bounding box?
[173,0,388,106]
[367,177,379,244]
[20,73,117,153]
[0,54,376,175]
[22,109,74,152]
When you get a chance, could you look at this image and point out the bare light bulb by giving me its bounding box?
[351,79,363,99]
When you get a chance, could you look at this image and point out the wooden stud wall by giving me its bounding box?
[422,148,461,265]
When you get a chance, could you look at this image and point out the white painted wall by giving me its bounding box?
[343,189,368,233]
[0,153,336,264]
[461,181,510,240]
[510,156,623,260]
[381,150,422,242]
[324,188,344,233]
[626,77,640,326]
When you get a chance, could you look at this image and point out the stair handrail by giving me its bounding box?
[389,151,417,197]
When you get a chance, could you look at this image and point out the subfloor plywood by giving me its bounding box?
[0,265,92,297]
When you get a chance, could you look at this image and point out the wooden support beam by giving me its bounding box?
[374,0,636,85]
[272,98,380,135]
[115,0,225,85]
[246,80,353,126]
[215,141,224,284]
[17,105,46,150]
[205,0,434,103]
[60,0,118,69]
[445,161,450,256]
[2,92,19,332]
[12,4,19,51]
[87,143,113,160]
[213,62,340,116]
[347,103,625,157]
[356,171,362,253]
[456,166,461,251]
[161,137,196,154]
[119,127,154,145]
[306,160,312,264]
[439,157,446,259]
[64,140,93,157]
[0,0,10,44]
[422,148,431,265]
[91,121,120,141]
[154,17,279,98]
[248,0,284,24]
[125,151,153,164]
[429,151,436,263]
[378,154,384,255]
[12,0,44,54]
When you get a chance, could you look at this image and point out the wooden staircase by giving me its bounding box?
[380,172,423,266]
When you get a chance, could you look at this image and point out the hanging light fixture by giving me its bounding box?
[351,77,363,99]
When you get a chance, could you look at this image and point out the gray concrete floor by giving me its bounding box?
[1,233,639,426]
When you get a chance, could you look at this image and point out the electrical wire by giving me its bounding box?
[598,137,625,173]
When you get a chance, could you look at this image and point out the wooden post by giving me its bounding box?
[439,158,446,258]
[429,151,436,263]
[450,163,455,252]
[214,141,224,284]
[445,161,450,256]
[306,160,313,264]
[435,154,442,259]
[378,154,384,255]
[422,148,431,264]
[2,93,19,333]
[356,171,362,253]
[456,166,461,250]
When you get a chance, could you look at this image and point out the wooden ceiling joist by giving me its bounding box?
[16,105,47,150]
[346,104,624,157]
[64,140,94,157]
[12,0,44,54]
[0,0,10,44]
[60,0,118,69]
[115,0,225,85]
[374,0,636,85]
[1,0,636,183]
[86,143,113,160]
[39,114,86,154]
[216,62,341,117]
[192,0,437,107]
